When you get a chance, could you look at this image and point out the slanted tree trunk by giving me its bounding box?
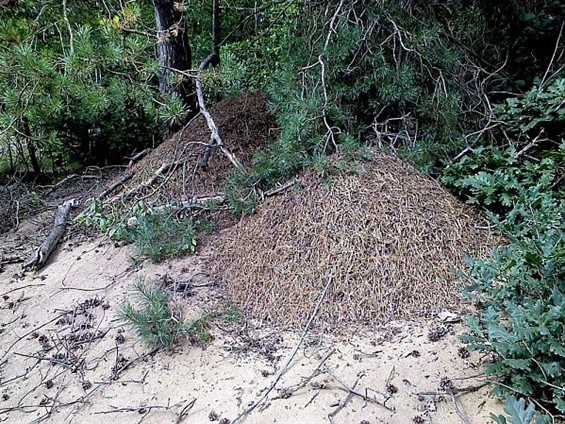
[152,0,195,133]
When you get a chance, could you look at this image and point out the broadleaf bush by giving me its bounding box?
[449,80,564,418]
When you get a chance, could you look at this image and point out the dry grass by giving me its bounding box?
[210,152,500,329]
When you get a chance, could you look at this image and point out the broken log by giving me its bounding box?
[23,199,77,270]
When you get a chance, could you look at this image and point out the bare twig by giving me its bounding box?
[128,149,152,167]
[516,130,546,159]
[450,391,470,424]
[232,274,334,423]
[540,21,565,89]
[414,381,490,397]
[62,0,74,55]
[328,374,361,423]
[273,348,336,400]
[196,54,243,170]
[175,398,197,424]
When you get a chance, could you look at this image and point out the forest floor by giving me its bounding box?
[0,226,503,424]
[0,93,505,423]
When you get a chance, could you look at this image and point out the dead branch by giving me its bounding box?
[320,369,395,413]
[450,391,470,424]
[175,398,197,424]
[232,274,334,423]
[261,180,299,198]
[516,130,546,159]
[414,381,490,397]
[23,198,77,270]
[196,53,243,170]
[42,174,79,195]
[328,375,361,423]
[110,348,158,381]
[0,313,66,363]
[107,161,181,205]
[273,348,336,400]
[540,21,565,89]
[97,172,134,201]
[128,149,151,167]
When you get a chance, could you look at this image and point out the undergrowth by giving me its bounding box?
[132,213,197,263]
[119,278,211,350]
[219,0,491,213]
[77,201,198,263]
[445,80,565,419]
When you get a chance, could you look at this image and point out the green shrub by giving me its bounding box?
[119,278,212,350]
[133,213,197,263]
[451,81,565,417]
[491,396,551,424]
[119,278,188,349]
[0,3,160,173]
[221,0,496,204]
[75,199,148,244]
[185,314,214,346]
[462,190,564,414]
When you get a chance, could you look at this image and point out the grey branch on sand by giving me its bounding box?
[23,198,77,270]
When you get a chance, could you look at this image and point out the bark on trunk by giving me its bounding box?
[153,0,195,131]
[22,118,41,175]
[211,0,221,67]
[23,199,76,270]
[0,0,18,8]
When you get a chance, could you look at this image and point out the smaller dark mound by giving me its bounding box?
[106,92,276,202]
[210,152,501,329]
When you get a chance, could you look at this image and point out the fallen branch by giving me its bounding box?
[175,398,197,424]
[273,348,336,400]
[128,148,151,167]
[196,53,243,170]
[320,369,395,413]
[450,391,470,424]
[328,375,361,423]
[414,381,490,397]
[110,348,158,381]
[98,172,134,201]
[107,161,181,204]
[261,179,299,199]
[23,198,77,270]
[232,274,333,423]
[42,174,79,195]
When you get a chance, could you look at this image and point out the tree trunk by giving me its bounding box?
[7,143,15,174]
[211,0,221,67]
[22,117,41,175]
[153,0,195,132]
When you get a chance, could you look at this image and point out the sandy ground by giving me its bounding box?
[0,223,503,424]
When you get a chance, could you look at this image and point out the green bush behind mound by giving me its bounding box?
[445,81,565,418]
